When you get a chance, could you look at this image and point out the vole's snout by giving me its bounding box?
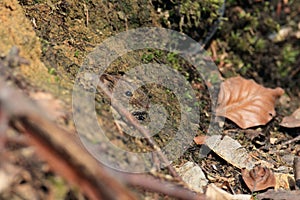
[132,111,148,121]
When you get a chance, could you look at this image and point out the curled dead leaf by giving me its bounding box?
[216,76,284,129]
[280,108,300,128]
[206,183,252,200]
[193,135,207,145]
[241,166,276,192]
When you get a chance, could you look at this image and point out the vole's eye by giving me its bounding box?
[125,91,133,97]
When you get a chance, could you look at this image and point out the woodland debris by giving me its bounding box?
[257,189,300,200]
[294,156,300,189]
[281,134,300,145]
[118,173,203,200]
[243,129,264,140]
[274,172,295,190]
[280,107,300,128]
[175,161,208,193]
[241,166,276,192]
[193,135,207,145]
[0,161,22,193]
[204,135,257,169]
[0,77,137,200]
[216,76,284,129]
[205,183,251,200]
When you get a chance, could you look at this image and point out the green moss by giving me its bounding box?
[141,52,155,63]
[48,176,69,199]
[74,50,80,58]
[277,44,300,78]
[48,67,57,75]
[254,38,267,51]
[154,0,224,41]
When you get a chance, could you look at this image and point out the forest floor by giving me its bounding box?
[0,0,300,199]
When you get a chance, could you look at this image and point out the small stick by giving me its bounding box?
[282,134,300,145]
[117,173,206,200]
[294,156,300,189]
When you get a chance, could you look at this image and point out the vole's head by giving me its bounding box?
[100,73,150,123]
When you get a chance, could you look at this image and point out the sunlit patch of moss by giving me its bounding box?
[184,91,193,99]
[276,44,300,78]
[40,38,50,55]
[166,52,181,70]
[239,63,251,76]
[48,67,57,75]
[141,52,155,63]
[282,44,299,64]
[264,17,280,32]
[226,1,279,55]
[154,0,224,41]
[212,72,221,83]
[221,52,245,77]
[74,50,80,58]
[252,193,259,200]
[229,31,252,53]
[33,0,44,4]
[254,38,267,51]
[48,176,69,199]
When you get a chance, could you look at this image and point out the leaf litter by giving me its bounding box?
[192,75,299,199]
[280,107,300,128]
[241,166,276,192]
[1,0,300,198]
[216,76,284,129]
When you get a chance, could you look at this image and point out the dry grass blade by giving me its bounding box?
[216,76,284,129]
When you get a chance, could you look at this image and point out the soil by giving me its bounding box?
[0,0,300,199]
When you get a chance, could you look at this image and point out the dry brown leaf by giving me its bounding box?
[204,135,258,169]
[175,161,208,193]
[241,166,276,192]
[257,189,300,200]
[193,135,207,145]
[206,183,252,200]
[274,172,295,190]
[280,108,300,128]
[216,76,284,129]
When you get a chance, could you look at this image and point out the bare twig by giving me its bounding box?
[294,156,300,189]
[282,134,300,145]
[116,173,207,200]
